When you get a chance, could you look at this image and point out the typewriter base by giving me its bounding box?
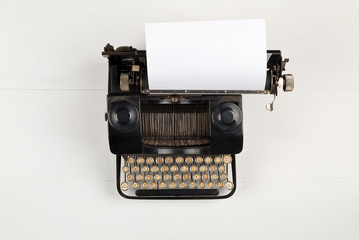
[116,155,236,199]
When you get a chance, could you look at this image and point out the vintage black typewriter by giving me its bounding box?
[102,44,294,199]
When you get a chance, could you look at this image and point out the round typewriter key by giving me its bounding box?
[132,182,139,189]
[170,165,178,172]
[127,157,135,164]
[190,165,198,172]
[161,165,168,172]
[209,165,217,172]
[193,174,200,181]
[169,182,176,189]
[202,173,209,181]
[145,174,152,181]
[136,157,145,164]
[136,174,143,181]
[189,182,197,189]
[214,156,222,164]
[208,181,214,188]
[176,156,184,164]
[127,174,134,181]
[150,182,157,189]
[218,165,225,173]
[183,173,190,181]
[180,165,188,173]
[142,182,148,189]
[185,156,194,164]
[155,156,164,164]
[204,156,213,164]
[225,181,234,190]
[220,173,228,180]
[223,155,232,164]
[164,173,172,181]
[159,181,167,189]
[142,166,149,173]
[120,182,129,191]
[217,181,223,188]
[179,182,187,189]
[199,165,208,172]
[211,173,219,181]
[165,156,173,164]
[151,166,159,173]
[132,166,139,173]
[122,166,130,173]
[146,157,154,165]
[199,182,205,188]
[195,156,203,164]
[154,174,161,181]
[174,173,181,181]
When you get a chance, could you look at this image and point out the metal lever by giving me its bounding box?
[266,94,276,111]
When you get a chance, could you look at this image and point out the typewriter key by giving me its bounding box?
[120,182,129,191]
[127,174,134,181]
[211,173,219,181]
[199,165,207,172]
[199,182,205,188]
[161,165,168,172]
[204,156,213,164]
[142,166,149,173]
[146,157,154,165]
[189,182,197,189]
[183,173,190,181]
[151,166,159,173]
[169,182,176,189]
[180,165,188,173]
[176,156,184,164]
[193,174,200,181]
[209,165,217,172]
[164,174,172,181]
[145,174,152,181]
[150,182,157,189]
[142,182,148,189]
[136,174,143,181]
[179,182,187,189]
[132,166,139,173]
[195,156,203,164]
[218,165,225,173]
[223,155,232,164]
[137,157,145,164]
[154,174,161,181]
[165,156,173,164]
[214,156,222,164]
[155,156,164,164]
[190,165,198,172]
[208,181,214,188]
[220,173,227,180]
[159,182,167,189]
[202,173,209,181]
[217,181,223,188]
[122,166,130,173]
[174,173,181,181]
[127,157,135,164]
[132,182,139,189]
[170,165,178,172]
[225,181,234,190]
[185,156,193,164]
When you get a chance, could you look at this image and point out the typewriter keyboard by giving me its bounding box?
[118,155,235,199]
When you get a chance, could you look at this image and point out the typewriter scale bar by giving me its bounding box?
[117,154,236,199]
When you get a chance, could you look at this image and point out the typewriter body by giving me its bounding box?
[102,44,293,199]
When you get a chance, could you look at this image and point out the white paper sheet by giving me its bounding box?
[145,19,267,90]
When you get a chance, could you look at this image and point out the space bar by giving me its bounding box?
[135,189,219,197]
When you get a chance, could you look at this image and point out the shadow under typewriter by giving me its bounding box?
[117,155,236,199]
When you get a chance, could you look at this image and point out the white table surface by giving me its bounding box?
[1,0,358,239]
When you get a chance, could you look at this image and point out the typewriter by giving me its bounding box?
[102,44,294,199]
